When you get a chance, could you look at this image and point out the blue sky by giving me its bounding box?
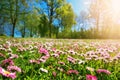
[67,0,90,15]
[67,0,91,31]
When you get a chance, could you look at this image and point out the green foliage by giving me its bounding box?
[56,3,76,31]
[38,14,49,37]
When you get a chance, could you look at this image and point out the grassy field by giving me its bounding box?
[0,38,120,80]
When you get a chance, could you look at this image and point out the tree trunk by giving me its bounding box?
[49,14,52,38]
[23,21,26,38]
[49,23,52,38]
[30,26,32,37]
[12,23,15,37]
[49,4,53,38]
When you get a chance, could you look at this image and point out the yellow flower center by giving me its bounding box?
[4,70,10,75]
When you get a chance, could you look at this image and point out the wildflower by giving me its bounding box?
[68,50,76,55]
[58,61,65,65]
[86,74,97,80]
[39,55,49,63]
[9,53,18,59]
[17,46,26,52]
[6,72,16,79]
[7,66,21,72]
[91,55,98,59]
[28,45,33,50]
[0,53,5,58]
[0,47,6,51]
[67,56,76,64]
[0,67,3,74]
[39,58,46,63]
[86,67,94,72]
[7,48,12,53]
[0,67,16,79]
[3,44,9,49]
[85,57,92,60]
[29,59,40,64]
[2,58,14,66]
[52,48,56,52]
[96,69,111,75]
[52,71,57,77]
[78,59,85,64]
[39,47,48,55]
[57,67,64,72]
[52,53,59,58]
[6,41,11,46]
[40,68,48,73]
[41,56,49,60]
[67,70,79,75]
[78,75,83,80]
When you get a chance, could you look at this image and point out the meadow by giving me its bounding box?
[0,38,120,80]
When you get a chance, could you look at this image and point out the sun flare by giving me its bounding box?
[111,0,120,14]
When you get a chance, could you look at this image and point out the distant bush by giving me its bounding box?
[0,34,8,38]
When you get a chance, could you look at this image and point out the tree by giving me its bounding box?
[8,0,19,37]
[24,9,40,37]
[38,0,66,38]
[0,0,10,35]
[18,10,31,38]
[56,3,76,33]
[38,14,49,37]
[0,0,30,37]
[0,0,76,38]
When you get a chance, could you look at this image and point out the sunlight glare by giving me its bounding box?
[111,0,120,14]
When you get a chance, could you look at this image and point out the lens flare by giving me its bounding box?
[111,0,120,14]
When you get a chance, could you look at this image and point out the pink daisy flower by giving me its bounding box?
[52,71,57,77]
[9,54,19,59]
[58,61,65,65]
[41,56,49,60]
[7,66,21,72]
[29,59,40,64]
[96,69,111,75]
[0,67,16,79]
[67,56,76,64]
[39,47,48,55]
[0,53,5,58]
[2,58,14,66]
[86,74,97,80]
[67,70,79,75]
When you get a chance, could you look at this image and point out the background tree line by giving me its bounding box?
[0,0,120,39]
